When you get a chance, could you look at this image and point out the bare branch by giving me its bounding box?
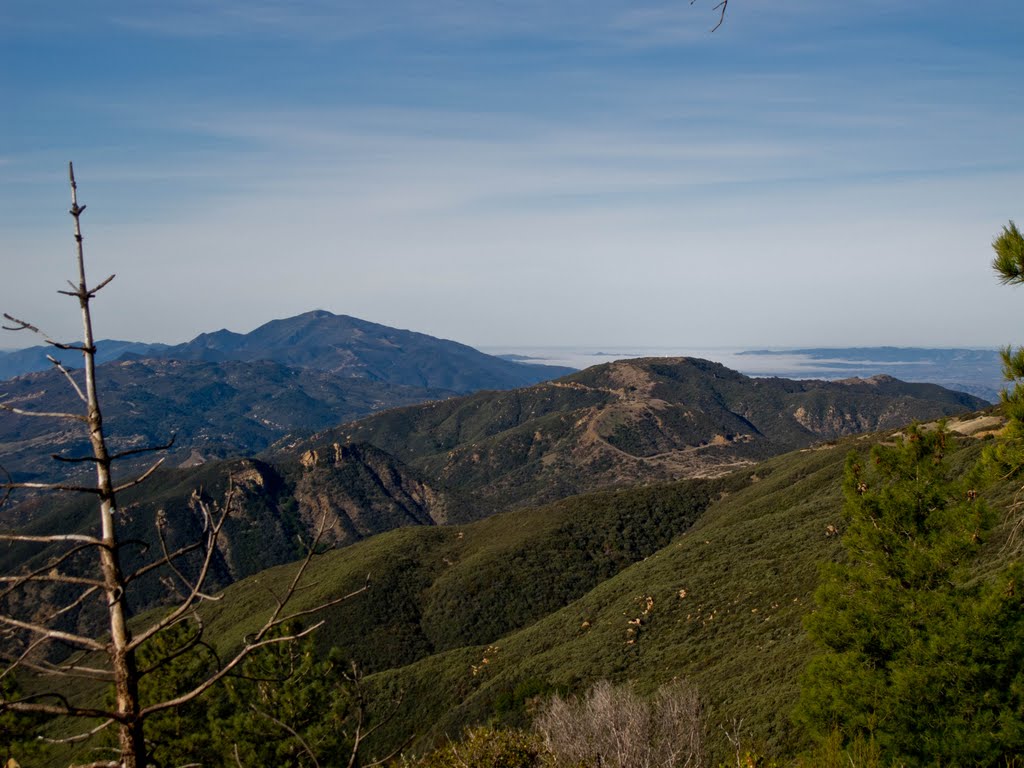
[0,402,88,422]
[1,691,113,720]
[344,662,408,768]
[276,580,369,627]
[6,656,114,682]
[0,573,105,587]
[127,491,234,651]
[126,539,203,584]
[46,353,88,402]
[363,736,414,768]
[142,577,369,715]
[52,453,102,464]
[137,614,220,678]
[44,585,102,623]
[690,0,728,32]
[0,532,104,546]
[140,512,364,715]
[1,580,105,677]
[0,464,10,509]
[51,341,91,352]
[89,273,116,296]
[110,434,176,461]
[711,0,728,32]
[0,313,88,353]
[0,542,103,605]
[0,632,50,683]
[153,510,219,603]
[0,611,105,651]
[40,717,116,745]
[359,689,405,743]
[0,478,101,493]
[140,625,323,716]
[112,457,166,494]
[1,313,46,336]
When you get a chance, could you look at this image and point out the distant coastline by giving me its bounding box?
[482,346,1004,403]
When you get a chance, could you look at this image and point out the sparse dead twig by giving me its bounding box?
[690,0,728,32]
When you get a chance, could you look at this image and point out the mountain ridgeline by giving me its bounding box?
[302,356,987,512]
[0,311,574,482]
[0,310,574,390]
[0,356,987,610]
[155,310,576,392]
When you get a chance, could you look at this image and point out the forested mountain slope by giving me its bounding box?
[311,356,987,510]
[181,416,1014,764]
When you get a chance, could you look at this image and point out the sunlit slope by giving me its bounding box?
[197,477,724,674]
[361,431,1006,760]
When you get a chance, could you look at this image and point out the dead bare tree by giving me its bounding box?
[535,678,705,768]
[0,164,367,767]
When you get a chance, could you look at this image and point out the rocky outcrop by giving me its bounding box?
[294,442,453,547]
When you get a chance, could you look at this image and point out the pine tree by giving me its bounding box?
[990,221,1024,528]
[794,425,1024,765]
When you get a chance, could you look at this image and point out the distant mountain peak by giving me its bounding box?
[155,311,574,392]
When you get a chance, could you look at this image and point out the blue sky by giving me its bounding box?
[2,1,1023,348]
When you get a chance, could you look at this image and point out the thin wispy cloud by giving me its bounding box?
[4,0,1023,349]
[108,0,728,43]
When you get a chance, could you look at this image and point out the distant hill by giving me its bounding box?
[0,339,169,380]
[0,358,455,483]
[310,357,988,511]
[738,346,1003,402]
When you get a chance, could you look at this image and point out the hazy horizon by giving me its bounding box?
[0,313,1012,355]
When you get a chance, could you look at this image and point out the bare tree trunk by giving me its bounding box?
[69,165,146,768]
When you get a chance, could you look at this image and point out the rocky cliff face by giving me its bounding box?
[295,442,453,547]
